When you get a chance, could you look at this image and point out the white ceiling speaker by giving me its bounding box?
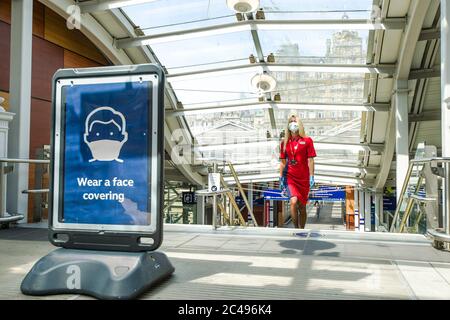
[226,0,260,13]
[251,72,277,94]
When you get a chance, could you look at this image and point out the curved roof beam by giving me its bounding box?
[40,0,133,65]
[373,0,432,191]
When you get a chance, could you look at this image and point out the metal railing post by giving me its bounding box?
[220,176,246,226]
[389,162,414,232]
[445,162,450,236]
[212,163,218,229]
[227,162,258,226]
[398,175,424,233]
[0,158,50,224]
[0,162,7,218]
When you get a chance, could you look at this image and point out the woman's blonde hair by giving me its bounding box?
[283,114,306,153]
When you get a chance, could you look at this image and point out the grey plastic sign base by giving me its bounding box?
[21,248,174,300]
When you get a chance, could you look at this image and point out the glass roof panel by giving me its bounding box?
[170,71,367,107]
[270,29,370,99]
[315,149,361,159]
[260,30,368,64]
[222,163,277,175]
[186,108,278,165]
[276,109,362,144]
[272,72,367,105]
[186,109,272,141]
[169,71,259,105]
[315,151,362,164]
[151,32,255,72]
[260,0,374,20]
[194,144,277,165]
[122,0,235,34]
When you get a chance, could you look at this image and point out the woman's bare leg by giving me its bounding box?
[298,203,307,229]
[290,197,299,228]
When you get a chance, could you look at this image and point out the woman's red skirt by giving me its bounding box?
[287,175,310,205]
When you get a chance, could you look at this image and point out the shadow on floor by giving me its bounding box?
[0,227,48,241]
[278,238,339,256]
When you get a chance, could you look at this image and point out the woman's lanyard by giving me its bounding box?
[289,138,299,165]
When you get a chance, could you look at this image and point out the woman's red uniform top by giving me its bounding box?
[280,136,317,205]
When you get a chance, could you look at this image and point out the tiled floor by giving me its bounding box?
[284,202,346,231]
[305,202,346,231]
[1,224,450,300]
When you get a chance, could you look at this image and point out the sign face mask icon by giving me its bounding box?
[84,107,128,163]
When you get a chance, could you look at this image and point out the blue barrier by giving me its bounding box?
[263,189,289,201]
[309,187,346,202]
[383,196,396,211]
[263,186,346,202]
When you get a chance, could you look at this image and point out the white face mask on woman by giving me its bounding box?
[289,122,300,133]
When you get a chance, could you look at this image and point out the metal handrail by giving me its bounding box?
[0,214,24,223]
[22,189,49,194]
[398,173,424,233]
[227,162,258,227]
[427,229,450,243]
[410,157,450,164]
[389,162,414,232]
[409,194,437,202]
[0,158,50,224]
[390,157,450,233]
[0,158,50,164]
[196,189,231,196]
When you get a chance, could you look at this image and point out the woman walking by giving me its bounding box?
[279,114,316,229]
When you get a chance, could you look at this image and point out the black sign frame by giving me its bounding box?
[48,64,165,252]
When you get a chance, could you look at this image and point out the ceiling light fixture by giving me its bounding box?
[251,72,277,95]
[226,0,260,14]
